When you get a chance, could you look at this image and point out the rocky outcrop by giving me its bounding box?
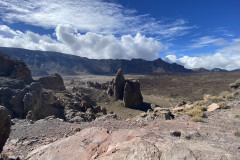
[0,52,32,84]
[37,73,66,91]
[0,52,68,120]
[26,124,239,160]
[136,107,174,121]
[230,78,240,89]
[87,81,108,90]
[0,106,11,153]
[57,88,107,123]
[123,80,143,108]
[108,69,143,108]
[112,69,125,100]
[23,82,65,120]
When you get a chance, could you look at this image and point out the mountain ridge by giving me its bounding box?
[0,47,192,76]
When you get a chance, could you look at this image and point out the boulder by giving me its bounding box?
[0,52,32,84]
[112,69,125,100]
[173,107,185,114]
[23,86,65,121]
[123,80,143,108]
[207,103,220,112]
[37,73,66,91]
[153,107,173,120]
[230,79,240,89]
[0,106,11,153]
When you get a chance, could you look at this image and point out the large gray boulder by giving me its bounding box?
[37,73,66,91]
[230,78,240,89]
[0,106,11,153]
[123,80,143,108]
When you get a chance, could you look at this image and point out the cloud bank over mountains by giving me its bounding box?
[166,39,240,70]
[0,24,164,60]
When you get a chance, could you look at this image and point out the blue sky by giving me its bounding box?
[0,0,240,70]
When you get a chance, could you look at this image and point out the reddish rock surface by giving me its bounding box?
[4,101,240,160]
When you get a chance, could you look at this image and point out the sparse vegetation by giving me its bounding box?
[226,94,233,100]
[73,127,81,132]
[195,105,208,111]
[186,107,205,122]
[217,102,228,109]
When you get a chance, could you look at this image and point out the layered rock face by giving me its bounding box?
[0,52,32,84]
[0,106,11,153]
[108,69,143,108]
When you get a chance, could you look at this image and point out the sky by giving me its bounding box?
[0,0,240,70]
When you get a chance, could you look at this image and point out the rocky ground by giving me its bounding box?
[1,52,240,159]
[2,100,240,159]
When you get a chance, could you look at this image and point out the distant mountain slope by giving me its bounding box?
[192,68,228,73]
[0,47,192,76]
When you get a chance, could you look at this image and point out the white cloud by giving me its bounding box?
[190,36,228,49]
[0,0,193,39]
[0,24,164,60]
[166,39,240,70]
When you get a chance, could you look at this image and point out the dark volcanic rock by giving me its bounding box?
[0,52,32,84]
[37,73,66,91]
[23,83,65,120]
[113,69,125,100]
[0,106,11,153]
[107,69,143,108]
[0,77,25,89]
[123,80,143,108]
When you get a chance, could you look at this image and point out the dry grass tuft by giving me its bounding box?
[186,107,206,122]
[195,105,208,111]
[217,102,228,109]
[73,127,81,132]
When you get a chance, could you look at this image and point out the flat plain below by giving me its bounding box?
[62,72,240,119]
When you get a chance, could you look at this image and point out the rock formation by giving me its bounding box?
[59,88,107,123]
[123,80,143,108]
[0,52,66,120]
[230,78,240,89]
[37,73,66,91]
[112,69,125,100]
[0,106,11,153]
[108,69,143,108]
[23,82,65,120]
[0,52,32,84]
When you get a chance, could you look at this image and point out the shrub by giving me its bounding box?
[193,100,205,106]
[186,108,203,117]
[226,94,233,100]
[186,108,205,122]
[191,116,203,122]
[195,105,208,111]
[73,127,81,132]
[217,102,228,109]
